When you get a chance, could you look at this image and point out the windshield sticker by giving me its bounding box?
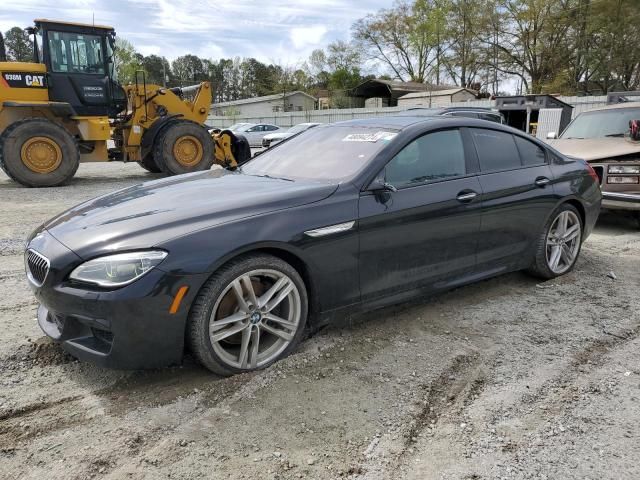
[342,131,398,143]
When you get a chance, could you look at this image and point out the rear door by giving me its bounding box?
[358,128,482,303]
[470,128,556,271]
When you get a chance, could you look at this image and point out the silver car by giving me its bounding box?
[262,123,322,148]
[231,123,281,147]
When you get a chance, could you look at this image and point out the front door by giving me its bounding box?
[358,128,482,303]
[44,29,112,116]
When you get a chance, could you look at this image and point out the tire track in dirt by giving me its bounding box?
[0,363,253,451]
[354,351,490,480]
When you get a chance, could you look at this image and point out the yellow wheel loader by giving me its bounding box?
[0,19,251,187]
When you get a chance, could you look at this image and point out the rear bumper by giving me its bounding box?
[602,191,640,211]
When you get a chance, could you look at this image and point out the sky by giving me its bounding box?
[2,0,391,65]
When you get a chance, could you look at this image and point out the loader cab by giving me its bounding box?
[33,19,126,117]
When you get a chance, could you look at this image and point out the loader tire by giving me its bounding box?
[0,118,79,187]
[139,153,162,173]
[154,121,214,176]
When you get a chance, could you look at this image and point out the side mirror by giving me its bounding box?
[368,176,397,193]
[546,131,557,140]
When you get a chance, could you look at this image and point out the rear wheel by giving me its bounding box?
[0,118,79,187]
[154,121,214,175]
[188,254,308,376]
[527,204,583,279]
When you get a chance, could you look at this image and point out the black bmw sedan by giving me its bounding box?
[25,117,601,375]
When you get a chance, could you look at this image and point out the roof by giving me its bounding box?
[350,79,462,99]
[334,116,447,129]
[34,18,114,30]
[579,101,640,112]
[212,91,316,108]
[399,88,478,99]
[333,115,526,136]
[396,106,494,117]
[496,94,573,109]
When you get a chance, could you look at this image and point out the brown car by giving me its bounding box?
[547,103,640,225]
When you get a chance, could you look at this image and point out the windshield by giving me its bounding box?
[561,108,640,139]
[229,123,253,131]
[241,126,398,181]
[47,31,105,74]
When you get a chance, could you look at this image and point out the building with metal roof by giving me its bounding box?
[211,91,317,117]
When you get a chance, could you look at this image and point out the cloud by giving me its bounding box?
[289,25,327,50]
[2,0,391,62]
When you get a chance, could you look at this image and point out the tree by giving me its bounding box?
[352,1,438,82]
[4,27,33,62]
[142,55,172,86]
[114,38,140,84]
[172,54,206,84]
[326,40,361,71]
[484,0,575,93]
[441,0,483,88]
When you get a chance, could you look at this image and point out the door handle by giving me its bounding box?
[535,176,551,187]
[456,191,478,202]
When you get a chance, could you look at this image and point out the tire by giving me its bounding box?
[138,153,162,173]
[153,121,214,175]
[527,203,583,279]
[226,131,251,167]
[188,254,308,376]
[0,118,79,187]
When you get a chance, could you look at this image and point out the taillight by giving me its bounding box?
[585,162,600,184]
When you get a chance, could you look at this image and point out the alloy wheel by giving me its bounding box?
[208,269,302,369]
[545,210,581,274]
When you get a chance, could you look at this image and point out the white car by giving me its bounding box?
[229,123,281,147]
[262,123,322,148]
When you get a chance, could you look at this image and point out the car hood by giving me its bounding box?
[548,138,640,161]
[43,169,337,259]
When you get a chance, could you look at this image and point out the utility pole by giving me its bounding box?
[162,56,167,87]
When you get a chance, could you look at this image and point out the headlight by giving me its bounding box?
[69,250,167,287]
[608,165,640,174]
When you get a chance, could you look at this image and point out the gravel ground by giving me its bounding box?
[1,163,639,480]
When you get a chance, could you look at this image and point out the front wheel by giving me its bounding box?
[527,204,583,279]
[154,121,214,175]
[188,254,308,376]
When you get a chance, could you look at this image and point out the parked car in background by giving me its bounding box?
[397,107,505,123]
[26,116,600,376]
[226,123,254,132]
[262,123,322,148]
[230,123,281,147]
[546,103,640,224]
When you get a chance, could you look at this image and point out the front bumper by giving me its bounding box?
[27,231,208,369]
[602,191,640,211]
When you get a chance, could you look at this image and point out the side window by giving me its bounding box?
[267,125,278,131]
[385,129,467,188]
[514,136,547,166]
[448,111,479,119]
[479,113,501,123]
[470,128,521,172]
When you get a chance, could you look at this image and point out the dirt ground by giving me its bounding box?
[1,163,639,480]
